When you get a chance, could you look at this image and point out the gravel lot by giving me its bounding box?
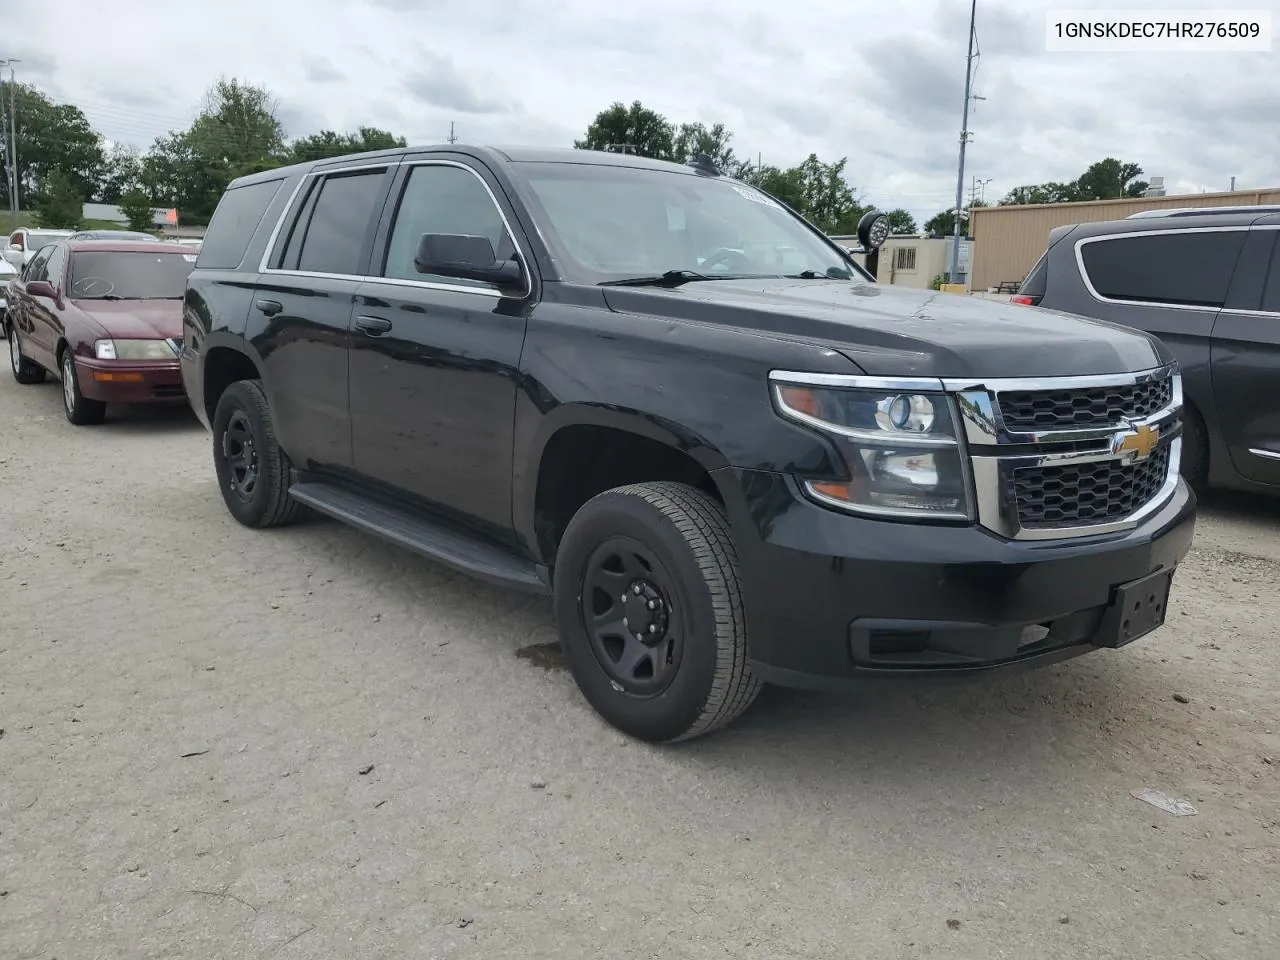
[2,373,1279,960]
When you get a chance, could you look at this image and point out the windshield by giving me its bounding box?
[69,250,196,300]
[514,162,867,284]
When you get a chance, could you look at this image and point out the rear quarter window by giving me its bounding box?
[1079,230,1246,308]
[196,179,285,270]
[1018,252,1049,297]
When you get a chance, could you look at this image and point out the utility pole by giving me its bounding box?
[0,58,15,222]
[948,0,978,285]
[447,121,457,144]
[1229,175,1236,192]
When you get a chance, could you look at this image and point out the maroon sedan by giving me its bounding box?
[6,239,197,424]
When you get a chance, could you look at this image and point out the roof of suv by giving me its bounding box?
[229,144,709,189]
[1053,207,1280,243]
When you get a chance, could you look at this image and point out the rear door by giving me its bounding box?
[1210,223,1280,484]
[252,162,395,472]
[1070,226,1247,443]
[12,244,57,369]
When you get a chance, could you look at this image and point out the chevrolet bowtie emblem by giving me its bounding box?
[1114,424,1159,461]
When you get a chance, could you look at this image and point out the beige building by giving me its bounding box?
[969,186,1280,293]
[830,235,974,288]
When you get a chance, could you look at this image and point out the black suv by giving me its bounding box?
[1016,206,1280,495]
[181,145,1196,742]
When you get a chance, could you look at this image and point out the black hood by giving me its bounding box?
[602,278,1170,379]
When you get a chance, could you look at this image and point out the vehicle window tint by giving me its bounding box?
[197,178,285,270]
[273,178,321,270]
[1081,231,1246,308]
[1018,252,1049,297]
[1262,233,1280,313]
[382,164,511,288]
[296,171,387,276]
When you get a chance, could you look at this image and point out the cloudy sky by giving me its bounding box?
[6,0,1278,225]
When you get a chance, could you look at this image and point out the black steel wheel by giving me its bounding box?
[211,379,305,529]
[581,536,684,697]
[553,481,761,743]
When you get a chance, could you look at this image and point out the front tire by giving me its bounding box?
[553,481,761,743]
[61,350,106,425]
[8,322,46,385]
[211,379,304,528]
[1180,403,1209,493]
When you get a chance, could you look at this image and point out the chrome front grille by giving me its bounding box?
[951,363,1183,541]
[999,377,1173,430]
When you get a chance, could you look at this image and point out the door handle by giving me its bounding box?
[255,298,283,317]
[355,315,393,336]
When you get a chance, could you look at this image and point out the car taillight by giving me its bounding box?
[1010,294,1037,306]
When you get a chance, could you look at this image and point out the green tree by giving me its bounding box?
[119,188,156,232]
[671,122,750,176]
[574,101,675,160]
[924,200,987,237]
[0,82,104,208]
[291,126,407,163]
[97,144,144,202]
[31,169,84,228]
[885,208,917,234]
[142,78,288,224]
[1076,158,1147,199]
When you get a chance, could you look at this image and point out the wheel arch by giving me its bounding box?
[519,403,735,569]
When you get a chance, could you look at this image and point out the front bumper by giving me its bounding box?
[714,468,1197,687]
[75,357,187,405]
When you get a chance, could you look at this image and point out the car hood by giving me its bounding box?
[70,299,183,340]
[601,278,1170,379]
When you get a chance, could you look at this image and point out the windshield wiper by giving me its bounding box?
[600,270,735,288]
[783,268,853,280]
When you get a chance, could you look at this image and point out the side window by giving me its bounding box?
[197,178,285,270]
[295,170,388,276]
[24,246,52,283]
[381,164,512,288]
[45,245,67,289]
[1080,230,1246,308]
[1262,234,1280,313]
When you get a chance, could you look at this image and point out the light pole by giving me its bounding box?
[948,0,978,285]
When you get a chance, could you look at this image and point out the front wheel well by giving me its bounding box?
[202,347,261,423]
[534,424,722,564]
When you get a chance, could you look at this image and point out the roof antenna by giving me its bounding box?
[690,152,720,176]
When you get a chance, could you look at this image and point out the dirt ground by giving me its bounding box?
[2,374,1278,960]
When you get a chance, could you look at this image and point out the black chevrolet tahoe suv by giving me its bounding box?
[181,145,1197,742]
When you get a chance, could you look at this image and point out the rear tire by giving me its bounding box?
[1180,403,1209,493]
[8,322,45,385]
[553,481,761,743]
[60,350,106,425]
[211,379,305,528]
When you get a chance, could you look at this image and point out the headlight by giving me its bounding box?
[771,376,972,520]
[94,339,178,361]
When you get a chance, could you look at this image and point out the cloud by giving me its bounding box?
[403,52,517,116]
[0,0,1275,227]
[304,57,345,84]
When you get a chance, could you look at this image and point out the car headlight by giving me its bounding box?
[771,376,972,520]
[94,339,178,361]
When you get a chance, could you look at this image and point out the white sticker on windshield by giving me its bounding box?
[665,204,686,231]
[182,254,197,262]
[732,185,781,208]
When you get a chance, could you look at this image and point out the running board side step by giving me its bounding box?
[289,481,549,594]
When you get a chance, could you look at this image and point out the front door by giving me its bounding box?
[348,157,535,540]
[1212,226,1280,485]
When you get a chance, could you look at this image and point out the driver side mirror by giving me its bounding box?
[25,280,57,300]
[414,234,524,289]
